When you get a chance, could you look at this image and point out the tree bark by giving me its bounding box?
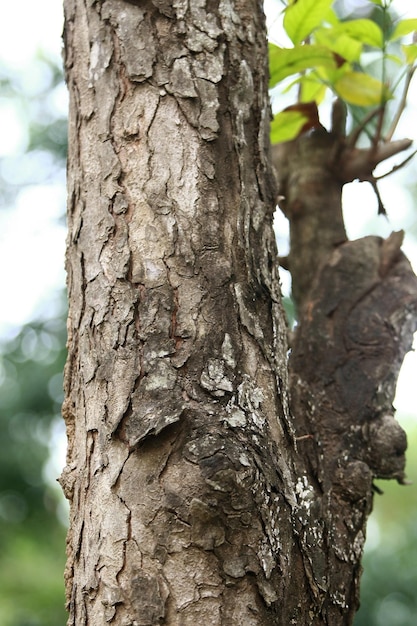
[61,1,417,625]
[273,126,417,623]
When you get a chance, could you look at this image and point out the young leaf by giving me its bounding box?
[270,110,309,143]
[315,28,362,63]
[334,71,391,106]
[269,44,336,88]
[324,7,340,28]
[283,0,333,45]
[300,75,327,104]
[333,19,383,48]
[390,19,417,42]
[271,102,321,143]
[402,43,417,65]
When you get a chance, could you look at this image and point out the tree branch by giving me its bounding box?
[385,64,417,142]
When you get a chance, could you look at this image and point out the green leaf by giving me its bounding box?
[402,43,417,64]
[334,71,391,106]
[269,43,336,88]
[299,75,328,103]
[390,19,417,42]
[323,7,340,28]
[270,110,308,143]
[283,70,328,103]
[333,19,383,48]
[283,0,333,45]
[315,28,362,63]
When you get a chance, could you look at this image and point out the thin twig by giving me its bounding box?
[369,178,387,216]
[372,105,385,151]
[375,149,417,180]
[347,107,383,147]
[385,64,417,142]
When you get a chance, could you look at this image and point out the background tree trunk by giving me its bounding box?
[61,1,417,625]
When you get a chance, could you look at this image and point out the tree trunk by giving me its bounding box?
[61,1,417,625]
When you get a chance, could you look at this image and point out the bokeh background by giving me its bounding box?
[0,1,415,624]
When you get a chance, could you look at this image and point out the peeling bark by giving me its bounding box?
[62,1,417,625]
[62,1,297,624]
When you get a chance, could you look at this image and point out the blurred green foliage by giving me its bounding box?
[0,307,68,626]
[0,52,67,208]
[0,48,68,625]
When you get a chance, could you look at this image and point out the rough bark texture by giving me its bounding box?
[62,1,417,625]
[62,1,298,624]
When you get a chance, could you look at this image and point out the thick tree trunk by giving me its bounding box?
[62,0,294,623]
[61,1,417,625]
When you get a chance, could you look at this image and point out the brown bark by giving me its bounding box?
[61,0,296,624]
[273,126,417,622]
[61,1,417,625]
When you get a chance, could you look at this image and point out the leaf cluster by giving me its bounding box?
[269,0,417,143]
